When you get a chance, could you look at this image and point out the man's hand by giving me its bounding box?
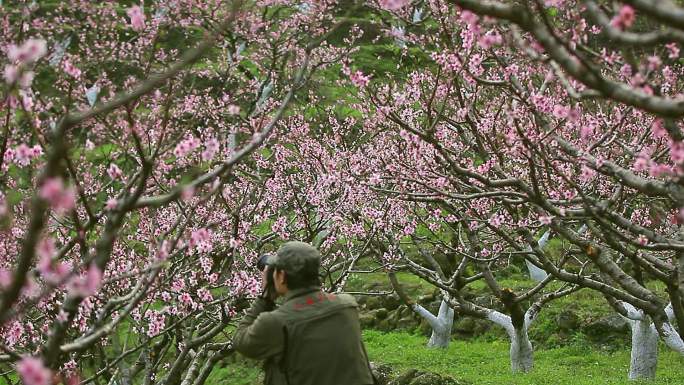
[261,266,277,302]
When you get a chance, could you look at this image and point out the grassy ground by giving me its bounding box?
[206,330,684,385]
[363,330,684,385]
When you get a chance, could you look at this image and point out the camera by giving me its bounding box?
[257,254,276,300]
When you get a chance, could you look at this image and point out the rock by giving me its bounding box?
[395,304,410,319]
[392,368,420,385]
[355,295,368,307]
[556,310,580,331]
[396,316,417,331]
[411,373,451,385]
[377,318,395,332]
[370,362,393,385]
[453,317,490,336]
[359,312,376,328]
[390,368,465,385]
[374,308,389,320]
[584,314,629,343]
[383,294,402,311]
[366,296,383,310]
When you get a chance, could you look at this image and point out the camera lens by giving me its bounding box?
[256,254,270,271]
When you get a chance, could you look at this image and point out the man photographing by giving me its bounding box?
[233,241,376,385]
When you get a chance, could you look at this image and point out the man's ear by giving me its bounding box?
[275,269,286,284]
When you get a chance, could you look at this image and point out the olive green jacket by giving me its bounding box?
[233,286,375,385]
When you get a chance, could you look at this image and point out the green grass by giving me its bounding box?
[364,330,684,385]
[207,330,684,385]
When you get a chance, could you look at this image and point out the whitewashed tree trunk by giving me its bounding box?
[659,303,684,355]
[525,230,550,282]
[510,327,534,373]
[413,299,454,348]
[487,310,534,373]
[627,318,659,380]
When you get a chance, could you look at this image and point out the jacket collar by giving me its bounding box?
[283,286,321,302]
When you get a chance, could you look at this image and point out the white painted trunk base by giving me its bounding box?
[510,327,534,373]
[413,300,454,348]
[628,319,659,380]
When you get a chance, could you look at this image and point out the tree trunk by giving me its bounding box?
[426,300,454,348]
[510,326,534,373]
[628,319,659,380]
[487,310,534,373]
[525,230,550,282]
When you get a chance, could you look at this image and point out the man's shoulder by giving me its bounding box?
[253,308,285,327]
[276,291,358,317]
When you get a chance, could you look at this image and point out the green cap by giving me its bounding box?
[266,241,320,275]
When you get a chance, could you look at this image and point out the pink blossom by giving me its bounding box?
[171,278,185,292]
[544,0,565,7]
[127,5,146,31]
[378,0,409,11]
[670,141,684,164]
[538,215,553,225]
[36,237,70,284]
[56,310,69,322]
[610,5,636,30]
[19,71,34,88]
[6,320,24,347]
[460,10,479,26]
[633,152,651,172]
[105,198,118,210]
[349,70,371,88]
[36,236,56,260]
[666,43,680,59]
[229,238,240,249]
[39,178,76,214]
[646,56,662,71]
[197,287,213,302]
[0,268,11,289]
[8,39,47,64]
[189,228,213,253]
[14,144,34,166]
[637,235,648,246]
[369,173,381,185]
[227,104,240,115]
[651,119,668,140]
[179,292,193,306]
[478,31,502,50]
[16,356,52,385]
[201,137,220,161]
[580,123,595,141]
[67,264,102,298]
[488,214,502,228]
[156,240,170,260]
[580,165,596,182]
[174,136,200,158]
[62,60,81,78]
[552,104,569,119]
[146,310,165,337]
[107,163,123,180]
[649,163,672,177]
[3,65,18,84]
[200,256,213,273]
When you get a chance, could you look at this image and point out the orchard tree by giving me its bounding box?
[339,0,684,379]
[0,1,356,383]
